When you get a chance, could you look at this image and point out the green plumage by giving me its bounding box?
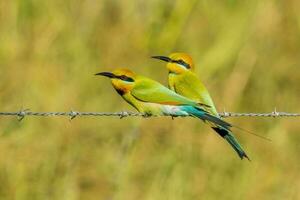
[169,71,218,115]
[132,76,202,106]
[168,65,249,160]
[97,67,249,160]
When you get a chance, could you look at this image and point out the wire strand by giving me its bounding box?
[0,109,299,121]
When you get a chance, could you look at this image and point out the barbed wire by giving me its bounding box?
[0,108,299,121]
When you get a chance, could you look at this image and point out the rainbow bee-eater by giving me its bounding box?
[95,68,249,160]
[152,53,249,160]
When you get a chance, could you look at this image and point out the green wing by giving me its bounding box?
[174,72,218,115]
[131,77,200,106]
[173,73,208,101]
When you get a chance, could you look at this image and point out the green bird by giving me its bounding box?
[152,53,250,160]
[96,68,248,160]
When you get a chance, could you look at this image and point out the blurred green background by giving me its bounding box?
[0,0,300,199]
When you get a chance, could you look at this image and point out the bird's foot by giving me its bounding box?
[142,113,152,118]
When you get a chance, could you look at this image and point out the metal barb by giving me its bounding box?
[119,111,129,119]
[69,110,79,120]
[17,108,30,121]
[272,108,279,118]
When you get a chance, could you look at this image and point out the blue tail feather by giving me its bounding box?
[212,127,250,160]
[181,106,231,128]
[181,106,249,160]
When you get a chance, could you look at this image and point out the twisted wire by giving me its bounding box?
[0,109,299,121]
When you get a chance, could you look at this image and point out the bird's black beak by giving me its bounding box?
[95,72,116,78]
[151,56,172,63]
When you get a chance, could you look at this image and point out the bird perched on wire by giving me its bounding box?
[95,68,249,160]
[152,53,250,160]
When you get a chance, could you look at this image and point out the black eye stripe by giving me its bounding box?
[172,59,191,69]
[117,75,134,82]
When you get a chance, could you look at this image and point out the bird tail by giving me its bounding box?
[182,106,231,128]
[182,106,232,129]
[182,106,250,160]
[211,127,250,160]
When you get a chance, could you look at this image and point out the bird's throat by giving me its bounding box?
[115,88,125,95]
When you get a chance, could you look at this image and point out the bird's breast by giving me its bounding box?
[161,105,189,116]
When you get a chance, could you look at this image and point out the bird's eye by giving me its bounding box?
[119,75,127,80]
[176,59,191,69]
[119,75,134,82]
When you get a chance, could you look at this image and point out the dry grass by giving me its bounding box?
[0,0,300,199]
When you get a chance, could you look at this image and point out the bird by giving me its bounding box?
[95,68,249,160]
[152,53,250,160]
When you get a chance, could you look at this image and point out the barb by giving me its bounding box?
[0,108,299,119]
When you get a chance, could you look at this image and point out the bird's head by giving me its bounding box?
[152,52,194,74]
[95,68,136,95]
